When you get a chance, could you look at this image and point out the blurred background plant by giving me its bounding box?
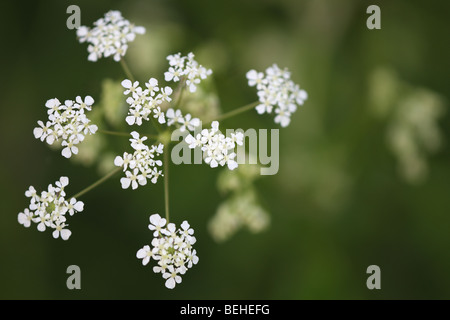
[1,0,449,299]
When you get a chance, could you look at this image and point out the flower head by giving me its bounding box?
[246,64,307,127]
[33,96,98,158]
[164,52,212,93]
[137,213,199,289]
[185,121,242,170]
[114,132,164,190]
[18,176,84,240]
[76,10,145,62]
[121,79,172,126]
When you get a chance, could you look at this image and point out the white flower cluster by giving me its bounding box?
[165,52,213,93]
[121,78,173,126]
[137,214,199,289]
[185,121,243,170]
[18,177,84,240]
[33,96,98,158]
[76,10,145,62]
[246,64,308,127]
[208,191,270,243]
[114,131,164,190]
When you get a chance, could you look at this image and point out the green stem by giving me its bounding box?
[163,144,170,222]
[206,101,259,125]
[173,78,187,110]
[98,129,130,137]
[70,167,122,199]
[120,58,135,82]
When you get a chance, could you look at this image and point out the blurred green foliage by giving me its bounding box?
[1,0,449,299]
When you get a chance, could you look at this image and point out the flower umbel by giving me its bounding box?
[114,131,164,189]
[18,176,84,240]
[165,52,213,93]
[33,96,98,158]
[185,121,243,170]
[247,64,308,127]
[76,10,145,62]
[137,213,199,289]
[121,78,172,126]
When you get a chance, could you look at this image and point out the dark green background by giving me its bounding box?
[1,0,449,299]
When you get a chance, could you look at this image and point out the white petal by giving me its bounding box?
[227,160,238,170]
[52,230,59,239]
[181,221,190,230]
[120,177,131,189]
[114,156,124,167]
[255,104,266,114]
[84,96,94,106]
[46,135,55,145]
[61,229,72,240]
[59,176,69,187]
[62,147,71,158]
[190,118,200,127]
[121,79,132,89]
[125,116,136,125]
[73,201,84,212]
[136,248,146,259]
[33,127,43,139]
[166,108,174,118]
[165,278,176,289]
[130,131,139,139]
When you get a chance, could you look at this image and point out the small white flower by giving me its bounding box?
[166,108,183,126]
[122,79,140,95]
[160,86,173,102]
[33,212,51,232]
[145,78,159,95]
[75,95,94,112]
[163,266,182,289]
[129,131,148,150]
[66,198,84,216]
[136,245,154,266]
[185,133,203,149]
[52,221,72,240]
[120,168,142,190]
[153,107,166,124]
[246,69,265,87]
[178,113,200,132]
[56,176,69,190]
[61,140,79,158]
[274,108,291,127]
[148,213,167,237]
[18,208,33,228]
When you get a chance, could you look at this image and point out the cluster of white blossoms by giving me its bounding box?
[18,177,84,240]
[165,52,213,93]
[246,64,308,127]
[136,214,199,289]
[76,10,145,62]
[33,96,98,158]
[185,121,243,170]
[114,131,164,190]
[208,191,270,243]
[122,78,173,126]
[122,77,203,133]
